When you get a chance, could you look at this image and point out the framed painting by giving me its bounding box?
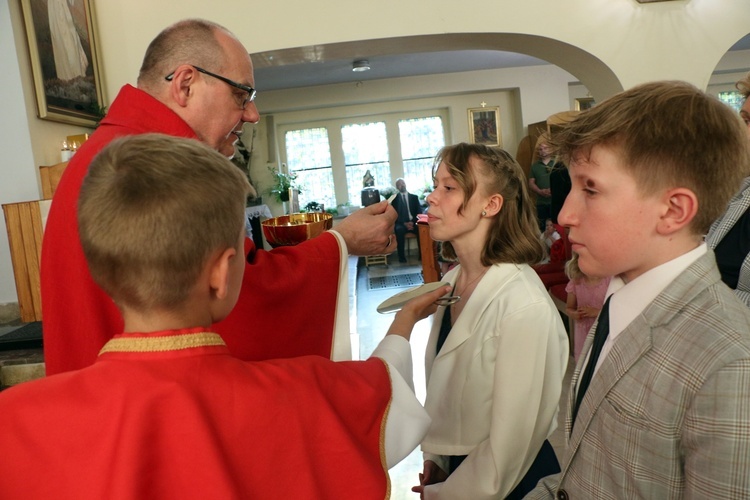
[20,0,105,127]
[575,97,595,111]
[468,106,502,147]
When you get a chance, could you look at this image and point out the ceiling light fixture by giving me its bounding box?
[352,59,371,72]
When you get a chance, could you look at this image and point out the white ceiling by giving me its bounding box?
[253,34,750,92]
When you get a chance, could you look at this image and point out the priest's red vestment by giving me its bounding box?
[41,85,348,375]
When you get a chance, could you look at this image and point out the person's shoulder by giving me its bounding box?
[695,282,750,337]
[0,368,83,410]
[492,263,554,305]
[655,276,750,364]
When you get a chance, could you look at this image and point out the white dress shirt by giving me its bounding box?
[582,243,707,379]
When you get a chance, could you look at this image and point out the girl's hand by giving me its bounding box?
[411,460,448,498]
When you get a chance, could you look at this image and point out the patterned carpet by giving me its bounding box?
[367,272,424,290]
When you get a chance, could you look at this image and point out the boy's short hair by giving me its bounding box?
[553,80,750,234]
[78,134,250,311]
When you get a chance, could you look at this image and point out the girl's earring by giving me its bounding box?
[482,210,487,216]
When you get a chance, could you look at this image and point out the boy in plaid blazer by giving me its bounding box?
[527,81,750,499]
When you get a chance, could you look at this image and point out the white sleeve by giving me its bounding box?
[423,483,442,499]
[372,335,432,469]
[327,230,352,361]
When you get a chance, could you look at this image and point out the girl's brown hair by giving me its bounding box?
[435,143,545,266]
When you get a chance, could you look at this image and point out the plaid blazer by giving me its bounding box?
[705,176,750,307]
[528,251,750,499]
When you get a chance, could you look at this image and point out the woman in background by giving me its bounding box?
[706,71,750,307]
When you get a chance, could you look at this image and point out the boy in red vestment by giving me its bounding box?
[41,19,399,375]
[0,135,444,499]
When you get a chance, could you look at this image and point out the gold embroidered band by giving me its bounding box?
[99,332,226,355]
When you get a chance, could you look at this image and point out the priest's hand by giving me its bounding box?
[333,201,397,256]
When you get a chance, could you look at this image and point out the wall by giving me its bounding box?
[1,0,40,304]
[86,0,750,100]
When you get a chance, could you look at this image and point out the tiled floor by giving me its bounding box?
[354,253,574,498]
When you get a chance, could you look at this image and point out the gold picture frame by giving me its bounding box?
[468,106,502,147]
[20,0,105,127]
[575,97,595,111]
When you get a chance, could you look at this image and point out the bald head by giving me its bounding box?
[137,19,238,91]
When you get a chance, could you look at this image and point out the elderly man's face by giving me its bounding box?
[190,31,260,157]
[396,179,407,192]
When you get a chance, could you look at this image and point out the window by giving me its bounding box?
[719,91,744,112]
[280,110,447,208]
[398,116,445,194]
[284,127,335,209]
[342,122,390,204]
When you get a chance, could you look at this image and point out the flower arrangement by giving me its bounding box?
[304,201,325,213]
[378,185,397,200]
[418,183,434,201]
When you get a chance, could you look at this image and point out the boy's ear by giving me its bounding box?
[208,247,238,300]
[657,187,698,235]
[484,194,504,217]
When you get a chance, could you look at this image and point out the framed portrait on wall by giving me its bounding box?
[20,0,105,127]
[575,97,595,111]
[468,106,502,147]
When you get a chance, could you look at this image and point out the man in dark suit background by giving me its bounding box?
[392,178,422,263]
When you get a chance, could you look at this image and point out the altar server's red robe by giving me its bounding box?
[0,329,393,499]
[41,85,348,375]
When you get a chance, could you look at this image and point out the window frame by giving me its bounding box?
[277,108,449,207]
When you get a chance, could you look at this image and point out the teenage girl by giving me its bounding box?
[413,143,569,499]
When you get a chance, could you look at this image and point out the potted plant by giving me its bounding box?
[266,165,300,203]
[418,183,434,203]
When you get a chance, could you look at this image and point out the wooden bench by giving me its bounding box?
[39,161,68,200]
[364,254,388,267]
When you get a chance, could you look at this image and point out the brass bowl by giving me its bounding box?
[261,212,333,247]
